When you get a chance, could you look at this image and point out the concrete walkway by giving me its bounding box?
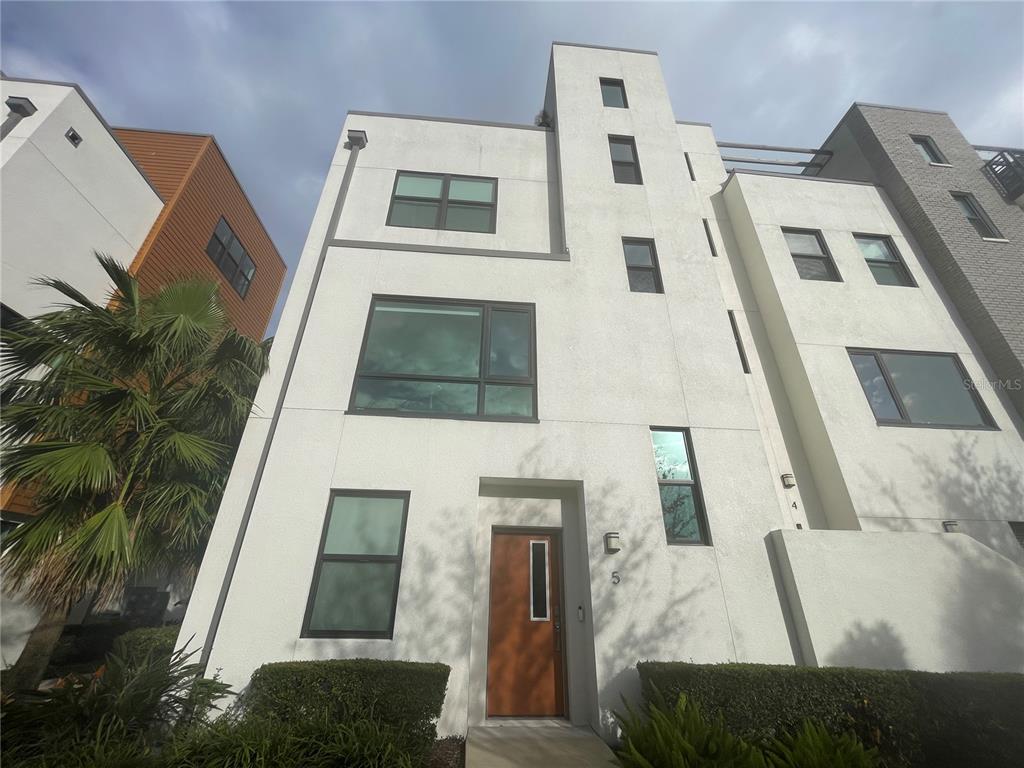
[466,723,618,768]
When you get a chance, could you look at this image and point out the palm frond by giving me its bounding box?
[2,441,117,496]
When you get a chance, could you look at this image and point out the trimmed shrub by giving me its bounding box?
[638,662,1024,768]
[111,626,179,664]
[243,659,450,758]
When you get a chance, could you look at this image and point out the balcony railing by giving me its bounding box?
[982,149,1024,201]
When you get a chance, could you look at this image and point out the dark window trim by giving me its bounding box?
[300,489,410,639]
[910,135,948,165]
[622,237,664,294]
[727,311,751,374]
[599,77,628,108]
[781,227,842,282]
[702,219,719,258]
[347,294,538,423]
[385,170,498,234]
[684,152,696,182]
[852,233,917,288]
[847,348,998,431]
[205,217,255,298]
[950,192,1002,239]
[608,135,643,185]
[649,426,713,546]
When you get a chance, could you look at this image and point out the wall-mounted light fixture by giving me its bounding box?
[942,520,959,533]
[604,531,621,554]
[65,127,82,147]
[781,473,796,488]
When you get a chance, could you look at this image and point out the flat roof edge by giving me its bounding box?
[726,168,880,188]
[676,119,713,128]
[347,110,550,132]
[853,101,949,116]
[552,41,659,56]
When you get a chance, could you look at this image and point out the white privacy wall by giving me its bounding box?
[0,80,162,318]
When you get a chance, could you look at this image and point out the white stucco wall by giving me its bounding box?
[0,79,163,318]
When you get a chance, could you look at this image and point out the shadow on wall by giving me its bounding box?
[825,620,909,670]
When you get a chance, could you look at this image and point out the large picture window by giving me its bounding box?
[649,428,711,545]
[302,490,410,638]
[386,171,497,233]
[848,349,996,429]
[205,217,256,298]
[350,296,537,421]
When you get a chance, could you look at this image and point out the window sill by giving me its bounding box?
[928,162,953,168]
[875,420,999,432]
[981,237,1010,244]
[344,409,539,424]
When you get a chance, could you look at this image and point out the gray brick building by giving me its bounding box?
[813,103,1024,420]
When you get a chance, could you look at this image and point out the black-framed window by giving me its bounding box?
[302,490,409,638]
[623,238,663,293]
[349,296,537,422]
[600,78,628,108]
[911,135,947,164]
[951,192,1002,239]
[205,218,256,298]
[848,349,996,430]
[854,234,916,287]
[649,428,711,545]
[782,228,841,282]
[386,171,497,233]
[609,136,642,184]
[529,540,550,621]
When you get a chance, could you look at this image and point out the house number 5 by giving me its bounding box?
[611,571,621,585]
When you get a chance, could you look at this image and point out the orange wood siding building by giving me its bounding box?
[114,128,285,340]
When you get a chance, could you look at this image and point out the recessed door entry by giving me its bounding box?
[486,530,566,717]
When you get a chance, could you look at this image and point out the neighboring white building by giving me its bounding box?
[179,43,1024,739]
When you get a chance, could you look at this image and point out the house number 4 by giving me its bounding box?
[611,571,621,585]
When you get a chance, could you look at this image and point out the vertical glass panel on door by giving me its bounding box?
[324,495,406,556]
[362,302,482,377]
[650,430,692,481]
[488,310,531,378]
[530,541,549,620]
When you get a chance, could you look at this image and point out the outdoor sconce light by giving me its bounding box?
[942,520,959,533]
[604,532,621,554]
[781,473,796,488]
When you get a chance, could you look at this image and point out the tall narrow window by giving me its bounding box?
[727,311,751,374]
[782,228,841,282]
[848,349,995,429]
[911,135,947,164]
[350,297,536,421]
[387,172,497,233]
[529,540,550,620]
[649,429,711,545]
[854,235,915,287]
[702,219,719,258]
[622,238,663,293]
[302,491,410,638]
[684,152,696,181]
[609,136,642,184]
[205,217,256,298]
[600,78,628,108]
[951,192,1002,239]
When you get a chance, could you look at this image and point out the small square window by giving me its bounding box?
[600,78,628,108]
[911,135,947,164]
[782,228,841,282]
[854,234,915,287]
[623,238,663,293]
[951,192,1002,239]
[609,136,642,184]
[649,428,711,545]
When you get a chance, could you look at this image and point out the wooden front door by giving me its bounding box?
[486,530,566,717]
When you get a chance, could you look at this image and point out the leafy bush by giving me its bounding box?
[112,626,179,664]
[766,720,879,768]
[638,662,1024,768]
[616,688,766,767]
[167,713,414,768]
[243,659,449,758]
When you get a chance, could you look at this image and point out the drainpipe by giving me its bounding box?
[200,128,368,668]
[1,96,37,141]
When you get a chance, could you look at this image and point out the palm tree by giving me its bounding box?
[1,254,270,691]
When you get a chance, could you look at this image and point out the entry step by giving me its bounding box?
[466,724,617,767]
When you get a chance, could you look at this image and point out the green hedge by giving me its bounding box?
[112,626,179,663]
[638,661,1024,768]
[243,659,449,758]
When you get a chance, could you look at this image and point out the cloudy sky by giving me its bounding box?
[3,1,1022,335]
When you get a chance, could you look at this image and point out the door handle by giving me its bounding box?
[554,621,561,652]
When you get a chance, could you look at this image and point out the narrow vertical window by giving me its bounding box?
[951,192,1002,239]
[529,540,549,620]
[622,238,663,294]
[782,228,841,282]
[684,152,696,181]
[702,219,719,258]
[205,217,256,298]
[599,78,627,108]
[727,311,751,374]
[302,491,410,638]
[609,136,642,184]
[854,234,915,287]
[649,429,711,545]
